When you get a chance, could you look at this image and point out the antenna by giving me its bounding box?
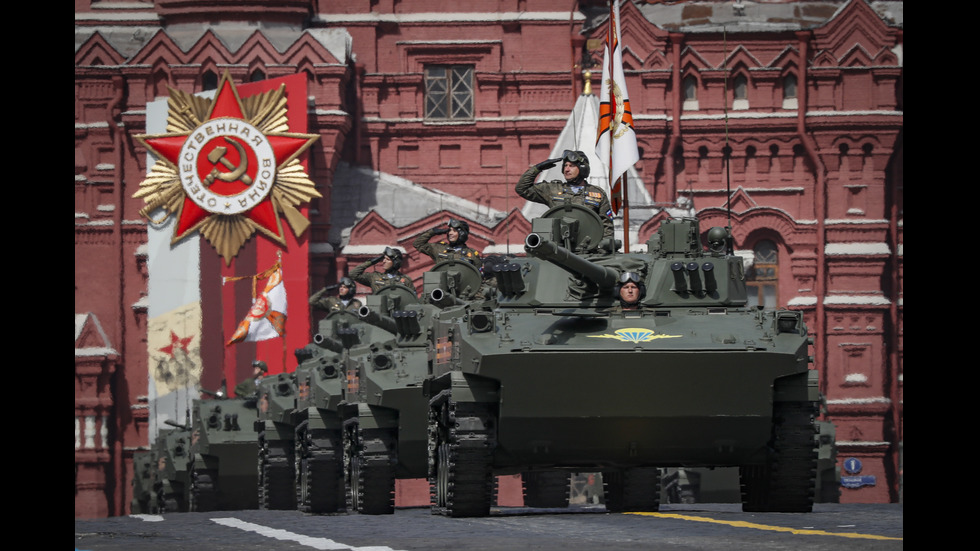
[723,26,734,255]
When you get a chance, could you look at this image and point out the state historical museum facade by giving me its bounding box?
[75,0,903,517]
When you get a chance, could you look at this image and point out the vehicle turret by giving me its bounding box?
[524,230,620,290]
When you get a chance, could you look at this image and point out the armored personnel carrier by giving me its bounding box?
[339,283,423,515]
[130,449,158,514]
[424,205,819,517]
[341,262,484,515]
[151,420,193,512]
[188,390,260,511]
[293,309,361,514]
[255,370,299,510]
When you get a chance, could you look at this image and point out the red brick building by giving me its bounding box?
[75,0,903,517]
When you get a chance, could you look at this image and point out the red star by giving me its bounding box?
[141,75,315,241]
[159,330,193,358]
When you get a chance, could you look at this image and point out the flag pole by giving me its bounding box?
[622,173,629,252]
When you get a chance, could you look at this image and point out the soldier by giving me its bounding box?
[610,271,646,313]
[516,149,614,239]
[234,360,267,398]
[412,218,482,268]
[308,276,362,314]
[349,247,415,294]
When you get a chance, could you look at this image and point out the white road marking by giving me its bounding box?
[211,517,404,551]
[130,514,165,522]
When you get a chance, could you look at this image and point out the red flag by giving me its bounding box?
[595,0,640,215]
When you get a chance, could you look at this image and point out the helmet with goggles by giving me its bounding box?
[561,149,591,180]
[447,218,470,245]
[383,247,403,271]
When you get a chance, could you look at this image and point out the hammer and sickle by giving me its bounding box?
[202,138,253,187]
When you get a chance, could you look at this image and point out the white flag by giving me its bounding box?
[227,265,287,344]
[595,0,640,215]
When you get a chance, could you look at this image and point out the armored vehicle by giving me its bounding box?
[188,392,260,511]
[341,262,484,515]
[339,283,422,515]
[424,205,819,517]
[293,309,360,514]
[151,420,193,512]
[255,370,299,510]
[130,449,158,514]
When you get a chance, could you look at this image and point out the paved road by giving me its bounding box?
[75,503,903,551]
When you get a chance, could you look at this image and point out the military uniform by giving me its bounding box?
[349,259,415,294]
[412,228,483,267]
[309,289,362,313]
[234,376,261,398]
[516,165,614,238]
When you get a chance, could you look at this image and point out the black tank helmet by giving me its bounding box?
[338,276,356,299]
[561,149,591,180]
[383,247,403,271]
[447,218,470,245]
[613,271,646,304]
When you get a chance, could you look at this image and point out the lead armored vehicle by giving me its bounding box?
[188,390,260,511]
[424,205,819,517]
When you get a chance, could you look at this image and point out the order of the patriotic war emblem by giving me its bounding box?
[134,71,320,264]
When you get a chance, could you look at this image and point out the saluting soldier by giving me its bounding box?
[349,247,415,294]
[516,149,614,239]
[412,218,482,268]
[308,276,362,314]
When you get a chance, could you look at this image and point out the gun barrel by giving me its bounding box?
[525,233,619,289]
[429,288,465,307]
[357,306,398,334]
[164,419,190,430]
[312,332,345,353]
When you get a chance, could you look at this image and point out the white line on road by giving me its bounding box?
[211,517,404,551]
[130,514,165,522]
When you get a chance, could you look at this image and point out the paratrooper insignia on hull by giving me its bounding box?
[588,328,682,343]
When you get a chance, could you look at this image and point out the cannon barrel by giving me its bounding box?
[312,332,345,353]
[164,419,191,430]
[358,305,398,335]
[200,388,226,399]
[429,287,466,308]
[524,232,619,289]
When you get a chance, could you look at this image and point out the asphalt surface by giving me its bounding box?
[75,503,903,551]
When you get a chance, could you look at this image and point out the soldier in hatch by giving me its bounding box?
[609,271,647,313]
[349,247,415,294]
[516,149,614,239]
[309,276,362,314]
[412,218,482,268]
[234,360,267,398]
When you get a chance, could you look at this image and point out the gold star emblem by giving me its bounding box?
[134,71,320,264]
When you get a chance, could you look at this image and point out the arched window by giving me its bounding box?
[782,74,798,109]
[746,239,779,308]
[202,71,218,91]
[683,75,699,110]
[733,74,748,110]
[249,69,266,82]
